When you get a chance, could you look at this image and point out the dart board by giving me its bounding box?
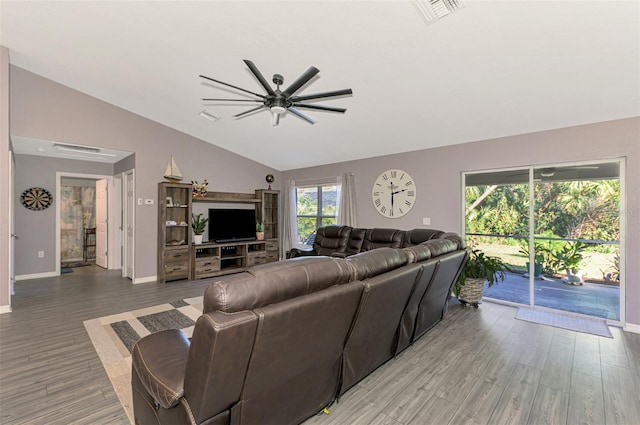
[21,187,53,211]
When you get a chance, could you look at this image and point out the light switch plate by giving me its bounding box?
[423,217,431,226]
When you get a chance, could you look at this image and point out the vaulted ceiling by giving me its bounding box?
[2,1,639,171]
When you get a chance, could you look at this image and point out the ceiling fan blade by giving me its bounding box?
[292,103,347,113]
[234,105,267,118]
[200,74,266,98]
[202,98,262,102]
[290,88,353,102]
[288,107,317,125]
[243,60,276,96]
[282,66,320,97]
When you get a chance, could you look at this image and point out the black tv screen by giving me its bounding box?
[208,208,256,243]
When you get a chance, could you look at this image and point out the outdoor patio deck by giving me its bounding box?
[481,272,620,321]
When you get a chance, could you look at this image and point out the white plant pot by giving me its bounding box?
[256,232,264,241]
[562,269,584,285]
[194,234,204,245]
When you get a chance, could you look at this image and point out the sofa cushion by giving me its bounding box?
[345,228,366,255]
[439,232,465,249]
[402,228,444,247]
[361,228,404,251]
[345,247,408,280]
[313,225,352,256]
[203,257,352,313]
[420,239,459,256]
[132,329,190,409]
[403,244,432,263]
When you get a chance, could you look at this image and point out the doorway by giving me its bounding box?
[463,160,623,323]
[56,172,119,275]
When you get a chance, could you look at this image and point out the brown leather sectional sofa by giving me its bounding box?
[131,229,467,425]
[288,225,460,258]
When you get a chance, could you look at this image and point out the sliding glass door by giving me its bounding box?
[464,161,622,321]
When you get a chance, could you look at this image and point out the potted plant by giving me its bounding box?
[455,247,508,308]
[192,213,208,244]
[518,241,545,278]
[256,222,264,241]
[554,241,588,285]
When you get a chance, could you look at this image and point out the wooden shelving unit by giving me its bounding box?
[159,186,280,282]
[192,191,260,204]
[191,240,267,279]
[256,189,280,262]
[158,182,192,283]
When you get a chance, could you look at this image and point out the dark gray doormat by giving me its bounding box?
[516,308,613,338]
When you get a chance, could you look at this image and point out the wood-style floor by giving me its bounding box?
[1,266,639,425]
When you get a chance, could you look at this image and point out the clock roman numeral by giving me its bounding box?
[390,170,397,178]
[381,206,387,214]
[373,191,380,196]
[405,200,412,206]
[382,174,388,181]
[405,181,414,187]
[408,190,415,197]
[374,199,381,207]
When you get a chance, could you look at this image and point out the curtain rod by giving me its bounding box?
[292,173,353,183]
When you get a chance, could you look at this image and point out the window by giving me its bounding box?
[296,183,341,246]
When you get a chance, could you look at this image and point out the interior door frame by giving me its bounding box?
[55,172,115,275]
[122,170,135,279]
[461,158,625,326]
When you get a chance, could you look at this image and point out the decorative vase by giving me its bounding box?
[194,234,204,245]
[256,232,264,241]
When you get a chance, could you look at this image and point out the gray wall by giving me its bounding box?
[14,155,113,274]
[9,66,280,281]
[0,46,10,310]
[282,117,640,327]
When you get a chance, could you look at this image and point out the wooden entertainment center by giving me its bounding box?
[158,182,280,283]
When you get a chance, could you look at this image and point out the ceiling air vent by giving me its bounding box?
[53,143,101,153]
[412,0,465,24]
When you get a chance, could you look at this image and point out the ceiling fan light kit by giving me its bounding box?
[200,59,352,126]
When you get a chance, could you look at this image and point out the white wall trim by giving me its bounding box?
[133,275,156,285]
[0,304,12,314]
[623,322,640,334]
[15,271,59,281]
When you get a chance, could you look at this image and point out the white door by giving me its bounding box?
[96,179,108,268]
[124,172,134,278]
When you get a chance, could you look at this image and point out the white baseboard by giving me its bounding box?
[15,271,59,281]
[0,304,12,314]
[623,322,640,334]
[133,275,157,285]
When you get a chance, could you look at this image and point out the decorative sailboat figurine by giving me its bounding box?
[163,155,183,182]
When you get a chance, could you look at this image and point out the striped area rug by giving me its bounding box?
[84,296,204,424]
[516,308,613,338]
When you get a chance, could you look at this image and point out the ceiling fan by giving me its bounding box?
[200,60,353,126]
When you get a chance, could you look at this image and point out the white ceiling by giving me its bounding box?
[2,1,639,171]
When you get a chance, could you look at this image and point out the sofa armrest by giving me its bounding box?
[288,247,316,258]
[132,329,190,409]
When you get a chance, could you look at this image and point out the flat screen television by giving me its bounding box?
[208,208,257,243]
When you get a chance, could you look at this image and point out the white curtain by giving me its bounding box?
[338,173,357,227]
[281,179,298,256]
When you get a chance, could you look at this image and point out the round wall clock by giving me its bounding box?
[371,169,416,218]
[21,187,53,211]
